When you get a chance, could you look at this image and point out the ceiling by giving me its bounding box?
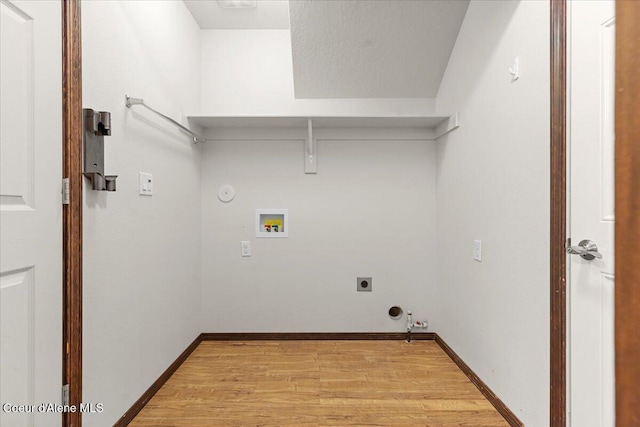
[183,0,470,99]
[289,0,469,99]
[183,0,290,30]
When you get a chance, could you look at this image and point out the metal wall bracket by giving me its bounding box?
[83,108,117,191]
[305,118,317,174]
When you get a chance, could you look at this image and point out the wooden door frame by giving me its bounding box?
[614,1,640,426]
[62,0,82,426]
[550,0,567,426]
[551,1,640,426]
[60,0,639,426]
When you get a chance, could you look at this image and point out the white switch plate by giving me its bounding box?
[241,241,251,257]
[139,172,153,196]
[474,240,482,262]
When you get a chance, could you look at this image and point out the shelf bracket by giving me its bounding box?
[305,118,317,174]
[434,113,460,140]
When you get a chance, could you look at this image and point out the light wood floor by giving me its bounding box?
[130,341,509,427]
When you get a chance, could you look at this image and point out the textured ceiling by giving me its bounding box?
[289,0,470,98]
[183,0,290,29]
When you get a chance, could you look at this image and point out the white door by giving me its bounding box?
[0,0,62,426]
[568,1,616,426]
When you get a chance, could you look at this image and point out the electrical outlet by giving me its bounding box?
[474,240,482,262]
[357,277,372,292]
[241,241,251,257]
[139,172,153,195]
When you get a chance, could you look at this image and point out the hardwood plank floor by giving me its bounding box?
[129,341,510,427]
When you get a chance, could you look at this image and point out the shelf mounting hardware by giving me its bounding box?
[434,113,460,140]
[509,56,520,81]
[305,118,317,174]
[125,95,205,144]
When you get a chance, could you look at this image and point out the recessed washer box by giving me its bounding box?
[256,209,288,238]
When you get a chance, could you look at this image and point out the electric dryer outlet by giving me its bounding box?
[357,277,372,292]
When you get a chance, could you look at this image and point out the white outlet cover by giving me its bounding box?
[139,172,153,196]
[241,241,251,257]
[474,240,482,262]
[218,184,235,202]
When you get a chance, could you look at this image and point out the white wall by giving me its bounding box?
[200,29,436,116]
[434,1,550,425]
[79,2,551,423]
[82,2,201,425]
[200,129,437,332]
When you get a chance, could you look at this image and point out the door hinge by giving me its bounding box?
[62,384,69,406]
[62,178,70,205]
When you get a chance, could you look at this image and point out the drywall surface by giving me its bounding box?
[289,0,469,98]
[200,129,436,332]
[82,2,201,425]
[184,0,290,30]
[200,30,436,115]
[434,1,550,425]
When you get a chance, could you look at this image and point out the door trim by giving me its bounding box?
[615,1,640,425]
[62,0,83,426]
[550,0,567,425]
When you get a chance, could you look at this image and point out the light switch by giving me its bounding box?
[474,240,482,262]
[241,241,251,257]
[139,172,153,196]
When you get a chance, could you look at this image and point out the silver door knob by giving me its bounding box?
[567,239,603,260]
